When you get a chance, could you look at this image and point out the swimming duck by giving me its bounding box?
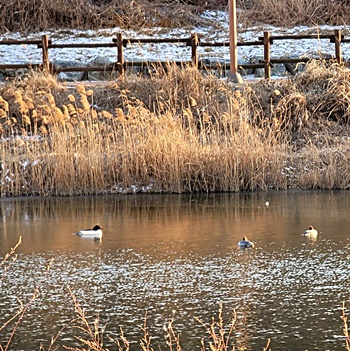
[302,225,318,237]
[238,236,255,248]
[76,225,103,240]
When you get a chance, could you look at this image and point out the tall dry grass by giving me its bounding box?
[66,299,265,351]
[342,301,350,351]
[1,61,350,196]
[243,0,350,27]
[0,0,349,34]
[0,0,219,34]
[58,297,350,351]
[0,68,284,196]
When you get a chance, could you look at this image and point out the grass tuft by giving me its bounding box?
[0,0,349,35]
[1,62,350,196]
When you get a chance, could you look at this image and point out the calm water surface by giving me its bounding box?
[0,191,350,351]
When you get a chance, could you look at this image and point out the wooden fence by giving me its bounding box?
[0,29,345,80]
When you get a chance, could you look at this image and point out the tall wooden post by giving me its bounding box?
[228,0,238,74]
[263,31,271,79]
[228,0,243,83]
[41,35,50,72]
[334,29,342,65]
[116,33,124,76]
[190,33,198,68]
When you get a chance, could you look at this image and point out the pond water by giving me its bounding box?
[0,191,350,351]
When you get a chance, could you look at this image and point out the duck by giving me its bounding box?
[238,236,255,248]
[76,225,103,240]
[302,225,318,237]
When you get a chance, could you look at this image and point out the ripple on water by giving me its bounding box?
[0,238,350,351]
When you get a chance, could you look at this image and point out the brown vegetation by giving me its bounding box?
[1,60,350,196]
[240,0,350,27]
[0,0,349,35]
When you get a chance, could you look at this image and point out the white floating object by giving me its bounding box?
[76,225,103,240]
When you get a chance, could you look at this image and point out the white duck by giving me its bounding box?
[238,236,255,248]
[76,225,103,240]
[302,225,318,237]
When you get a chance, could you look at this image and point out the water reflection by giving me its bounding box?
[0,191,350,351]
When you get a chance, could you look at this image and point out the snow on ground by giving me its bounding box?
[0,10,350,69]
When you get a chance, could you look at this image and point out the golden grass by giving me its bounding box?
[243,0,349,27]
[66,299,262,351]
[0,0,222,34]
[342,301,350,351]
[1,61,350,196]
[0,0,349,35]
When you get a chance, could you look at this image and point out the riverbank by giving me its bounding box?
[0,60,350,197]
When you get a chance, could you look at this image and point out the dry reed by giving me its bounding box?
[1,246,350,350]
[243,0,350,27]
[0,238,55,351]
[0,237,21,281]
[342,301,350,351]
[57,298,350,351]
[0,0,349,35]
[0,0,221,35]
[64,299,273,351]
[195,303,237,351]
[1,61,350,196]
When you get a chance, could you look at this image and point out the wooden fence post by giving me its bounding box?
[116,33,124,76]
[334,29,342,65]
[263,31,271,79]
[41,35,50,72]
[191,33,198,68]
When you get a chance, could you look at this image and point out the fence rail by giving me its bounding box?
[0,29,346,80]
